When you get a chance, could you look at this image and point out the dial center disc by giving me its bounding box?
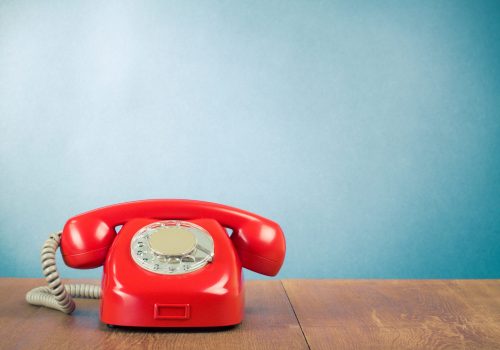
[148,227,197,256]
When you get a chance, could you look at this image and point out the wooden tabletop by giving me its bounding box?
[1,279,499,349]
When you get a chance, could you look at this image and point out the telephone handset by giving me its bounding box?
[26,199,286,327]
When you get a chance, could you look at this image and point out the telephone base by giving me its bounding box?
[101,304,244,328]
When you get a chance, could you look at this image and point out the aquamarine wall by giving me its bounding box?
[1,1,499,279]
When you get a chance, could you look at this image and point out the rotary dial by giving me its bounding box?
[130,220,214,275]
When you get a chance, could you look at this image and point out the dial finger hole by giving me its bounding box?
[181,255,195,263]
[156,255,167,263]
[166,257,181,264]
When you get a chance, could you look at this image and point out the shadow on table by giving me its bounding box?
[102,324,241,333]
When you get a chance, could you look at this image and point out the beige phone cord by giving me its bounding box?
[25,231,101,314]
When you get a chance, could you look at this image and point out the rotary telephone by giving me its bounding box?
[26,199,286,327]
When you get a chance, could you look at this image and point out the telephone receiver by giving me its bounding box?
[26,199,286,328]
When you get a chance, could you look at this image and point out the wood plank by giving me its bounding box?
[283,279,500,350]
[0,278,308,350]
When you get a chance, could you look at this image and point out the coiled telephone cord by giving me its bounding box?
[25,232,101,314]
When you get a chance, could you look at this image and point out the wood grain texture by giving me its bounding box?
[3,279,500,350]
[0,279,308,350]
[282,279,500,350]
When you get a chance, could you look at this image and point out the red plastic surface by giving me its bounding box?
[59,199,286,327]
[100,218,244,327]
[61,199,286,275]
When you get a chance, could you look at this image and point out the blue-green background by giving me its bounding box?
[1,1,499,279]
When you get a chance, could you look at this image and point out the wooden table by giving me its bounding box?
[1,279,499,349]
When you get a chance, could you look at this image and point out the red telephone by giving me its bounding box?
[26,199,286,327]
